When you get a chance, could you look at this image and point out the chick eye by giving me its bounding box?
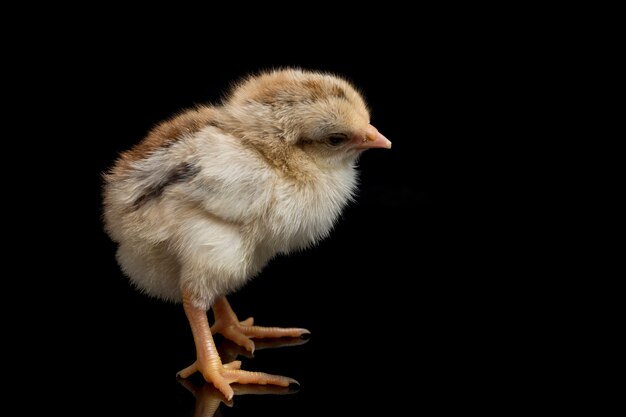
[327,135,347,146]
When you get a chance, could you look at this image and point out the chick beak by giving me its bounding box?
[355,124,392,150]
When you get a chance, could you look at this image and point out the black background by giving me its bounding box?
[19,20,548,415]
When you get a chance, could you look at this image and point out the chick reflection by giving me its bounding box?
[178,336,307,416]
[216,335,310,363]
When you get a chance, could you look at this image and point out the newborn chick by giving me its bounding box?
[102,68,391,400]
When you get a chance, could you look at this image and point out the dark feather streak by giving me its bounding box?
[133,162,200,208]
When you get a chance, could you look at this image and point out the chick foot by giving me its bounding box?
[178,372,298,417]
[211,296,310,353]
[179,290,298,401]
[177,360,296,401]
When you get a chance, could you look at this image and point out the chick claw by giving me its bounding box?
[210,297,310,353]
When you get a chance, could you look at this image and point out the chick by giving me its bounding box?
[102,68,391,400]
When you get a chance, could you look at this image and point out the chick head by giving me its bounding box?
[224,69,391,168]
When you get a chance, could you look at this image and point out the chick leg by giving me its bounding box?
[177,290,296,401]
[211,296,310,353]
